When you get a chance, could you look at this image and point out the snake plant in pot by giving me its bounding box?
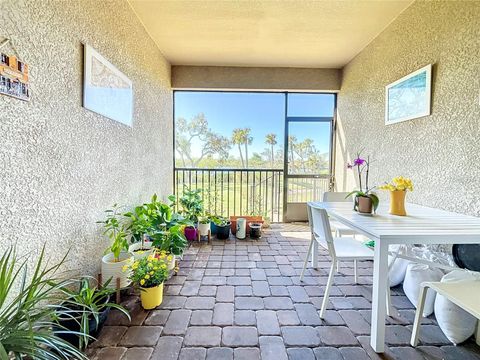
[346,153,379,214]
[99,204,133,289]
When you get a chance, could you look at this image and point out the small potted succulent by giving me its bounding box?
[124,253,170,309]
[211,215,231,240]
[98,205,133,289]
[54,277,130,350]
[346,153,379,215]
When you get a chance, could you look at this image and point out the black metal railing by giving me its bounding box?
[174,168,333,222]
[174,168,284,222]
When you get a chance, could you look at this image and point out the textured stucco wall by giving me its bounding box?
[335,1,480,216]
[0,0,172,275]
[172,65,341,91]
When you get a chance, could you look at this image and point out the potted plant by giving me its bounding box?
[124,253,170,309]
[54,277,130,350]
[346,153,379,214]
[198,215,211,239]
[98,204,133,289]
[150,224,188,271]
[249,222,262,239]
[0,246,88,359]
[379,176,414,216]
[179,187,204,240]
[211,215,231,240]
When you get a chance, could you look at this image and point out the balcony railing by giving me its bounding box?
[174,168,332,223]
[174,168,283,222]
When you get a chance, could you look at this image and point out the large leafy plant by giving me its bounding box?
[150,225,188,256]
[346,152,379,211]
[98,204,129,261]
[0,247,87,360]
[179,187,204,223]
[55,277,130,350]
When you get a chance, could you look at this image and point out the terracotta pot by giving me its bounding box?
[357,196,373,214]
[389,190,407,216]
[230,216,263,234]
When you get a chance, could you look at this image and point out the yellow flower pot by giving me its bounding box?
[389,190,407,216]
[140,283,164,310]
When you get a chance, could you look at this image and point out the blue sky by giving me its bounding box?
[174,91,334,157]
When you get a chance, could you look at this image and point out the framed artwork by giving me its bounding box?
[83,44,133,126]
[0,52,30,101]
[385,64,432,125]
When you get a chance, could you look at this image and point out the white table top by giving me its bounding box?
[308,202,480,245]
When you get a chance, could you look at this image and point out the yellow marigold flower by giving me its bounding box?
[140,279,145,286]
[149,271,154,275]
[167,255,173,261]
[161,264,167,269]
[145,274,150,280]
[122,265,129,272]
[153,266,158,270]
[147,262,153,268]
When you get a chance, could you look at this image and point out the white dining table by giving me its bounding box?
[308,201,480,353]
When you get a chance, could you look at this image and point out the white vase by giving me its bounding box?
[198,222,210,236]
[101,251,133,289]
[129,242,154,260]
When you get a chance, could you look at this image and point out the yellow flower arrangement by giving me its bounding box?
[123,254,170,288]
[379,176,413,192]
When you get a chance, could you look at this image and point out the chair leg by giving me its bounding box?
[410,285,429,347]
[336,261,340,273]
[354,260,358,284]
[320,261,336,319]
[300,237,314,282]
[386,285,393,317]
[476,320,480,346]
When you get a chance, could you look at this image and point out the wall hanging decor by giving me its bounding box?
[83,44,133,126]
[385,64,432,125]
[0,38,30,101]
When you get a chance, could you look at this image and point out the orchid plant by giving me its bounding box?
[346,153,379,211]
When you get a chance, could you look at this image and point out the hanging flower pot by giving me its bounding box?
[140,283,164,310]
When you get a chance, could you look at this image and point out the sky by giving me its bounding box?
[174,91,334,158]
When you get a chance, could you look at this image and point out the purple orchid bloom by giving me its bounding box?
[353,158,365,166]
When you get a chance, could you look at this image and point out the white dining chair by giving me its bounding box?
[322,191,358,238]
[410,280,480,347]
[301,205,375,318]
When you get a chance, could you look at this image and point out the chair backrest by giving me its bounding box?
[307,204,336,258]
[323,191,351,202]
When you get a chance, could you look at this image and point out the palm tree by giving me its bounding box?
[265,133,277,167]
[232,128,245,167]
[231,128,253,168]
[288,135,297,171]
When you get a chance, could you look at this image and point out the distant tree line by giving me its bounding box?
[175,113,328,173]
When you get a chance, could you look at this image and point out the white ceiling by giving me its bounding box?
[128,0,414,68]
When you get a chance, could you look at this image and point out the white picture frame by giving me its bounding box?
[385,64,432,125]
[83,44,133,126]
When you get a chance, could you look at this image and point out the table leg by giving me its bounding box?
[370,240,389,352]
[311,239,319,269]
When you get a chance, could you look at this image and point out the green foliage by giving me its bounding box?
[211,215,230,227]
[179,187,204,223]
[199,216,210,224]
[0,246,87,359]
[150,225,188,256]
[126,255,170,288]
[124,194,173,243]
[98,204,129,261]
[55,277,130,350]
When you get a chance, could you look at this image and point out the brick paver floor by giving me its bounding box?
[87,223,480,360]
